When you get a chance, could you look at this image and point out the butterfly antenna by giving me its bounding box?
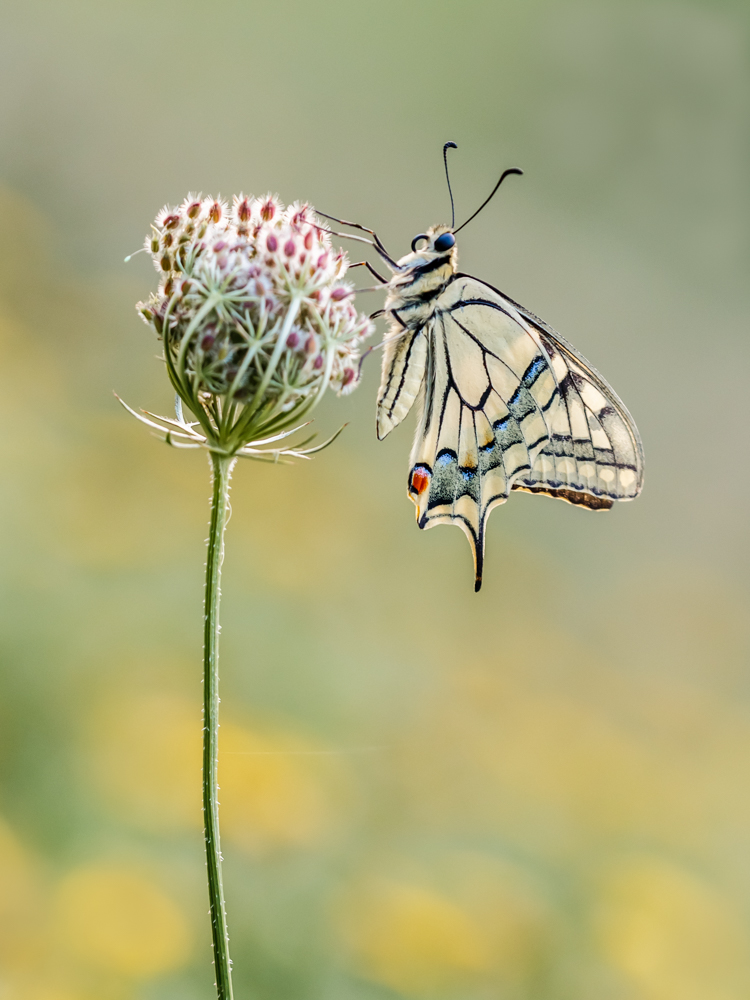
[454,167,523,235]
[443,141,458,229]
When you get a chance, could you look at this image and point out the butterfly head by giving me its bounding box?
[399,225,458,273]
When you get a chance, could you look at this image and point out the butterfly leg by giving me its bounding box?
[349,260,389,284]
[316,211,400,270]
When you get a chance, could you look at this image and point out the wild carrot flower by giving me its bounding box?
[119,192,372,1000]
[124,193,372,458]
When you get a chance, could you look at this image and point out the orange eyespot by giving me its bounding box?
[410,468,431,495]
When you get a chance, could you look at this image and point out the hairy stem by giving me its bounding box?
[203,453,235,1000]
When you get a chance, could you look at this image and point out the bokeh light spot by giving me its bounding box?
[53,866,190,978]
[338,880,492,996]
[0,818,46,972]
[219,721,349,853]
[87,691,202,831]
[596,856,750,1000]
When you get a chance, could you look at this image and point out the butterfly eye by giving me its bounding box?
[434,232,456,252]
[411,234,429,253]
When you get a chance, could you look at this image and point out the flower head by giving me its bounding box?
[128,193,373,459]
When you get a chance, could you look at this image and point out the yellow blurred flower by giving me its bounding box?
[595,856,750,1000]
[86,691,202,831]
[52,866,190,978]
[219,721,350,853]
[3,986,82,1000]
[86,691,349,852]
[337,879,492,996]
[433,850,554,984]
[0,818,46,972]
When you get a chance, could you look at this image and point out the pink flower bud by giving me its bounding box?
[213,241,227,252]
[317,253,328,269]
[304,230,313,251]
[342,367,356,386]
[286,331,300,348]
[201,333,215,350]
[284,239,295,257]
[163,214,180,230]
[331,287,347,301]
[313,354,324,370]
[266,234,278,252]
[261,200,275,222]
[237,198,251,221]
[209,201,222,224]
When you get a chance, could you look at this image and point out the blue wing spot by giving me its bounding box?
[522,356,547,387]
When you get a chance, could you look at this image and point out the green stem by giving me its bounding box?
[203,453,235,1000]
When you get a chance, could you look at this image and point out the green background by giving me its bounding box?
[0,0,749,997]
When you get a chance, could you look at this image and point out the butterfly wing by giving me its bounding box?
[376,320,429,440]
[377,274,643,591]
[477,280,645,506]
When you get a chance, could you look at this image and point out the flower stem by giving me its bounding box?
[203,452,235,1000]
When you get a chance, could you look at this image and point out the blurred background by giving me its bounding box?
[0,0,749,997]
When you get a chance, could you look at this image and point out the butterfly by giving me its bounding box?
[320,143,644,591]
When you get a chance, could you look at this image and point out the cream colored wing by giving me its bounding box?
[376,322,428,440]
[405,275,643,590]
[489,284,644,505]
